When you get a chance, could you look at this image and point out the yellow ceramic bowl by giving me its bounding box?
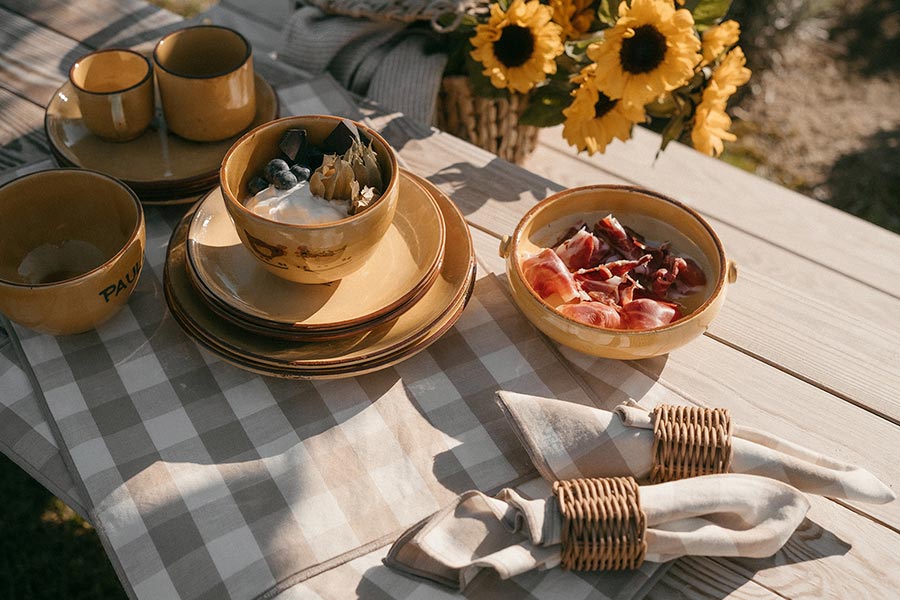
[501,185,736,360]
[0,169,146,335]
[220,115,399,284]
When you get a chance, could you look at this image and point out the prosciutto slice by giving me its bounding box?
[522,212,708,332]
[621,298,679,330]
[522,249,583,303]
[554,228,606,271]
[558,302,623,329]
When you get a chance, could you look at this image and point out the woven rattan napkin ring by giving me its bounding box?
[650,404,733,483]
[553,477,647,571]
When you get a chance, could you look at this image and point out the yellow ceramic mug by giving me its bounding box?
[153,25,256,142]
[68,48,155,142]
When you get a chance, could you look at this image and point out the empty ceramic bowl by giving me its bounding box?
[0,169,146,335]
[220,115,399,284]
[501,185,736,360]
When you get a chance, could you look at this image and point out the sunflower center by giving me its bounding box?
[594,92,618,118]
[620,25,667,74]
[493,25,535,68]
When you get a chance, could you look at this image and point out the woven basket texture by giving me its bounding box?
[553,477,648,571]
[436,76,539,164]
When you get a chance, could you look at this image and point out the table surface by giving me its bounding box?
[1,1,899,599]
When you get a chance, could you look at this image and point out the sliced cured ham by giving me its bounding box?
[554,228,606,271]
[521,248,583,303]
[621,298,679,330]
[558,302,623,329]
[522,213,707,331]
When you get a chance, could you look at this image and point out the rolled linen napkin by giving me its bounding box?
[385,474,810,590]
[497,391,894,504]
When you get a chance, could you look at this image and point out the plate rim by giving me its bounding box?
[43,72,279,199]
[163,174,476,371]
[185,171,447,331]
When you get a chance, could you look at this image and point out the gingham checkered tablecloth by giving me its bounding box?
[0,76,668,600]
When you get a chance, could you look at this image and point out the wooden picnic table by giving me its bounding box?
[1,1,898,599]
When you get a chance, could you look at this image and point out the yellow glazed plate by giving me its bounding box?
[164,171,475,374]
[186,171,446,332]
[44,73,278,203]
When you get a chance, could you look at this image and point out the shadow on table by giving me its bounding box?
[351,513,852,599]
[425,159,559,217]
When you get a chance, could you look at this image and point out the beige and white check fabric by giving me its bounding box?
[2,96,671,600]
[385,473,810,590]
[496,392,894,504]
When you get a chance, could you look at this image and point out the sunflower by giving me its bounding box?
[587,0,701,109]
[470,0,564,94]
[551,0,596,40]
[701,19,741,66]
[691,47,751,156]
[562,66,647,154]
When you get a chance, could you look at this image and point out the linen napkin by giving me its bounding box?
[385,473,810,590]
[497,392,895,504]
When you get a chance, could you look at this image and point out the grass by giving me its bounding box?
[0,455,126,599]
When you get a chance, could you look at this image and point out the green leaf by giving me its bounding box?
[683,0,733,31]
[597,0,623,27]
[658,113,687,153]
[564,35,602,60]
[465,54,510,99]
[519,81,575,127]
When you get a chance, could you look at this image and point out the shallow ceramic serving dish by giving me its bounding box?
[45,73,278,203]
[501,185,736,360]
[185,170,445,336]
[0,169,145,335]
[164,171,474,377]
[220,115,399,284]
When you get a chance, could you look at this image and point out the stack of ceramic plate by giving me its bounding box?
[164,170,476,379]
[44,74,279,205]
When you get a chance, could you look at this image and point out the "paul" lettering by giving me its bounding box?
[98,261,141,303]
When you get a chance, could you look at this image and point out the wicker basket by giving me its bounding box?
[436,76,539,164]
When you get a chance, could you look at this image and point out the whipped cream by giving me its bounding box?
[245,181,350,225]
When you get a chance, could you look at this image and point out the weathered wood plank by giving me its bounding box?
[538,125,900,300]
[646,558,784,600]
[527,140,900,424]
[0,7,92,106]
[8,0,310,95]
[3,0,183,48]
[0,85,50,169]
[365,111,900,423]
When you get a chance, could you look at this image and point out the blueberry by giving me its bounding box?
[290,165,311,181]
[247,176,268,195]
[272,170,298,190]
[263,158,290,183]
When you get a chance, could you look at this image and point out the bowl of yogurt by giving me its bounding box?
[220,115,399,284]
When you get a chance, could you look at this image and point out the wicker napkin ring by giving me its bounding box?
[650,404,733,484]
[553,477,647,571]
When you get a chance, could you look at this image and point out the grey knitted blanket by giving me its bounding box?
[278,5,452,124]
